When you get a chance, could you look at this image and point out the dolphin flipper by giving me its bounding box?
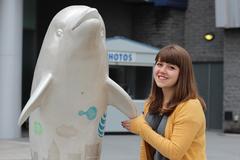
[18,73,52,126]
[106,77,137,118]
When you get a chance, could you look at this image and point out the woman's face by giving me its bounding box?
[153,60,180,90]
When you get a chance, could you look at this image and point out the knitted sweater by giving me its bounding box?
[131,99,206,160]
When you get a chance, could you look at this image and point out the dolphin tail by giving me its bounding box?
[106,77,137,118]
[18,73,53,126]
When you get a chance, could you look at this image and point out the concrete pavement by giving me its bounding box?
[206,131,240,160]
[0,131,240,160]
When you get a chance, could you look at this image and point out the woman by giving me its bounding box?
[122,44,206,160]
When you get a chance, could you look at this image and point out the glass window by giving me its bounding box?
[109,65,153,99]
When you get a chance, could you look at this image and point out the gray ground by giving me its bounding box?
[0,131,240,160]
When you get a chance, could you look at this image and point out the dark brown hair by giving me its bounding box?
[147,44,206,115]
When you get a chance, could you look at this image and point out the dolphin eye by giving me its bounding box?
[56,29,63,37]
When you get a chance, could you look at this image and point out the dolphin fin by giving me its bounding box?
[106,77,137,118]
[18,73,52,126]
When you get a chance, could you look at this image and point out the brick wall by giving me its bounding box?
[132,4,185,48]
[130,0,224,62]
[184,0,224,62]
[223,29,240,132]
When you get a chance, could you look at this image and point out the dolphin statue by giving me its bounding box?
[18,5,137,160]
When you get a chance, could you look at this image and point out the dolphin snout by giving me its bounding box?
[72,9,99,31]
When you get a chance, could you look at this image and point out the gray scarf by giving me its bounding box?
[145,113,168,160]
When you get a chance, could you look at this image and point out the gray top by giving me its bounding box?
[145,113,168,160]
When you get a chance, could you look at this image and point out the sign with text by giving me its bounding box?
[108,51,136,63]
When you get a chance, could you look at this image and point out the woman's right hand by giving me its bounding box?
[121,114,146,135]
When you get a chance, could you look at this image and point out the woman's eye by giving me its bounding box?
[171,66,177,70]
[168,65,176,70]
[156,62,163,66]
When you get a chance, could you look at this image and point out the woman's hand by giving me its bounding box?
[121,114,147,135]
[121,119,131,131]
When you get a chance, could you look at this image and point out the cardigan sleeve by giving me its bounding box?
[132,99,205,160]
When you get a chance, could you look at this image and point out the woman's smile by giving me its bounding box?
[157,74,168,80]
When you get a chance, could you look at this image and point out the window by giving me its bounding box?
[109,65,153,99]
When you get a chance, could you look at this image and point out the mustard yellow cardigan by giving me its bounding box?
[130,99,206,160]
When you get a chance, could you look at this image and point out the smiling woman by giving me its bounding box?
[122,44,207,160]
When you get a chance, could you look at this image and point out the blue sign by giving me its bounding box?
[108,51,136,63]
[152,0,188,9]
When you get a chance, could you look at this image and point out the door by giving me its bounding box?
[193,63,223,129]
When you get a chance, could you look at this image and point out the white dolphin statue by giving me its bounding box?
[18,5,137,160]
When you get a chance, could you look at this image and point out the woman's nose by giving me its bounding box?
[159,65,167,73]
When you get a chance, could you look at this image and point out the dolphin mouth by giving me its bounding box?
[72,9,100,31]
